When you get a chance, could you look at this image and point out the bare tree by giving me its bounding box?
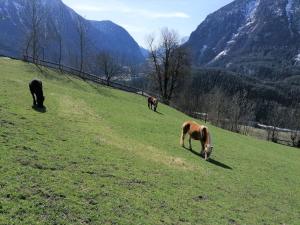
[289,103,300,147]
[97,51,123,85]
[228,90,256,134]
[23,0,45,63]
[53,3,65,71]
[147,28,190,104]
[239,95,256,135]
[265,102,283,142]
[76,15,88,74]
[207,88,228,127]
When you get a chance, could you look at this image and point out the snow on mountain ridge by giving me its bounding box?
[286,0,294,35]
[286,0,294,18]
[244,0,258,21]
[210,0,260,63]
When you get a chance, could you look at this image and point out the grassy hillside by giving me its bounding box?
[0,57,299,225]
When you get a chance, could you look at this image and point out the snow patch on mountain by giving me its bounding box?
[294,52,300,62]
[209,49,228,64]
[286,0,294,18]
[286,0,294,35]
[13,1,22,11]
[245,0,260,22]
[244,0,260,24]
[245,0,256,19]
[200,45,208,55]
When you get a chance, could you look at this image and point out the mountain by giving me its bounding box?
[90,20,144,62]
[139,46,149,58]
[0,0,144,68]
[186,0,300,78]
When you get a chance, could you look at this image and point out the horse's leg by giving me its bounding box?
[30,90,36,106]
[180,130,186,147]
[204,152,208,161]
[200,142,205,157]
[189,136,192,150]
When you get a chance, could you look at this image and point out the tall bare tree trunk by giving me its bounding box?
[76,15,87,75]
[146,28,190,104]
[23,0,45,64]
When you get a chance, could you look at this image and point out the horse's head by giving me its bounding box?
[204,144,213,155]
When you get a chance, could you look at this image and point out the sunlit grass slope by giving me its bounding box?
[0,57,299,225]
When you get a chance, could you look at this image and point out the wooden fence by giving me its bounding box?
[23,56,152,97]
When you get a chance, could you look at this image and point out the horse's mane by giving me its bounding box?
[201,126,212,145]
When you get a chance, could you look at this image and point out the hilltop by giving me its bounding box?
[0,58,299,224]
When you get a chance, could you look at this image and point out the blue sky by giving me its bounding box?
[62,0,233,48]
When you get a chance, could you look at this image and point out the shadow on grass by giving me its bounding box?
[32,105,47,113]
[155,111,164,115]
[183,146,232,170]
[207,158,232,170]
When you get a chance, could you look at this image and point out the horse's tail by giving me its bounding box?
[180,122,190,146]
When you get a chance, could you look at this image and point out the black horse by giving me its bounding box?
[29,79,45,108]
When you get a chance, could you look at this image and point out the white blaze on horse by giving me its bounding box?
[148,96,158,112]
[180,121,213,160]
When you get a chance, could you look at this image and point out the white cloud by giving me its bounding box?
[138,10,190,19]
[70,3,190,19]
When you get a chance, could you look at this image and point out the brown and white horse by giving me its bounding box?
[180,121,213,160]
[148,96,158,112]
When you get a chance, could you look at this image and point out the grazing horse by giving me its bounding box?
[29,79,45,108]
[180,121,213,160]
[148,96,158,112]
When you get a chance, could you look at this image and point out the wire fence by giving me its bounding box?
[23,56,153,98]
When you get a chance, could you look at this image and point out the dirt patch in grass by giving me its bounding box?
[0,119,15,127]
[16,157,65,171]
[15,145,38,153]
[193,195,209,202]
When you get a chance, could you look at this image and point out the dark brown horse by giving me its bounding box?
[180,121,213,160]
[148,96,158,112]
[29,79,45,108]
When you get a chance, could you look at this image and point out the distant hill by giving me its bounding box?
[139,46,149,58]
[90,20,144,62]
[0,0,144,68]
[186,0,300,78]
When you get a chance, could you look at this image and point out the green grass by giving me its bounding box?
[0,57,299,225]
